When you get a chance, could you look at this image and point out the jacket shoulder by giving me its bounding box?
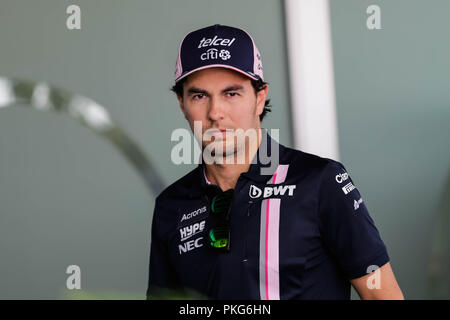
[156,166,201,202]
[281,144,343,173]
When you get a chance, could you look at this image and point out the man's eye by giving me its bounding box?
[193,94,205,100]
[226,92,239,97]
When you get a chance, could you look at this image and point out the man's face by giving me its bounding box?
[177,67,268,159]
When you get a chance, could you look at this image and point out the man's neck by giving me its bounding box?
[204,128,262,191]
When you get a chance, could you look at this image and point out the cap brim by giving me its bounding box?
[175,64,260,82]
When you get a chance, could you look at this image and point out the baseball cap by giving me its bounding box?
[174,24,264,82]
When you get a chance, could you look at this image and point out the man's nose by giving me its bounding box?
[207,96,225,121]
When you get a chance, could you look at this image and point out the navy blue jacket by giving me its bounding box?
[147,130,389,299]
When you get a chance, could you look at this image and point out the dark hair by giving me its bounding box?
[171,76,272,122]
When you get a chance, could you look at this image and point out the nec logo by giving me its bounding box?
[249,184,296,199]
[178,237,203,255]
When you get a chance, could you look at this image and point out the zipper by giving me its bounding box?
[243,200,253,262]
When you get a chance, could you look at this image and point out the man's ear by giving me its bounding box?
[177,95,184,111]
[177,95,188,120]
[256,84,269,116]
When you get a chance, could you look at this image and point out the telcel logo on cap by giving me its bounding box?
[198,36,236,48]
[174,24,264,82]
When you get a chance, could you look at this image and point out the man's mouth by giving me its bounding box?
[205,128,234,138]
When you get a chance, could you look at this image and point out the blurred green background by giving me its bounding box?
[0,0,449,299]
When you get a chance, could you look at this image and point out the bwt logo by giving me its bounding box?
[249,184,296,199]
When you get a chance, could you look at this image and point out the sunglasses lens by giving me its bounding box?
[208,189,233,252]
[211,189,234,215]
[209,227,230,250]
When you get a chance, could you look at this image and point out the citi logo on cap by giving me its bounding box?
[198,36,236,48]
[201,48,231,61]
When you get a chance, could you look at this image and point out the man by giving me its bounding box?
[147,24,404,300]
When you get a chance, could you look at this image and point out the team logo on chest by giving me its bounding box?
[179,220,206,242]
[178,237,203,255]
[249,184,296,199]
[178,220,206,255]
[180,206,207,222]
